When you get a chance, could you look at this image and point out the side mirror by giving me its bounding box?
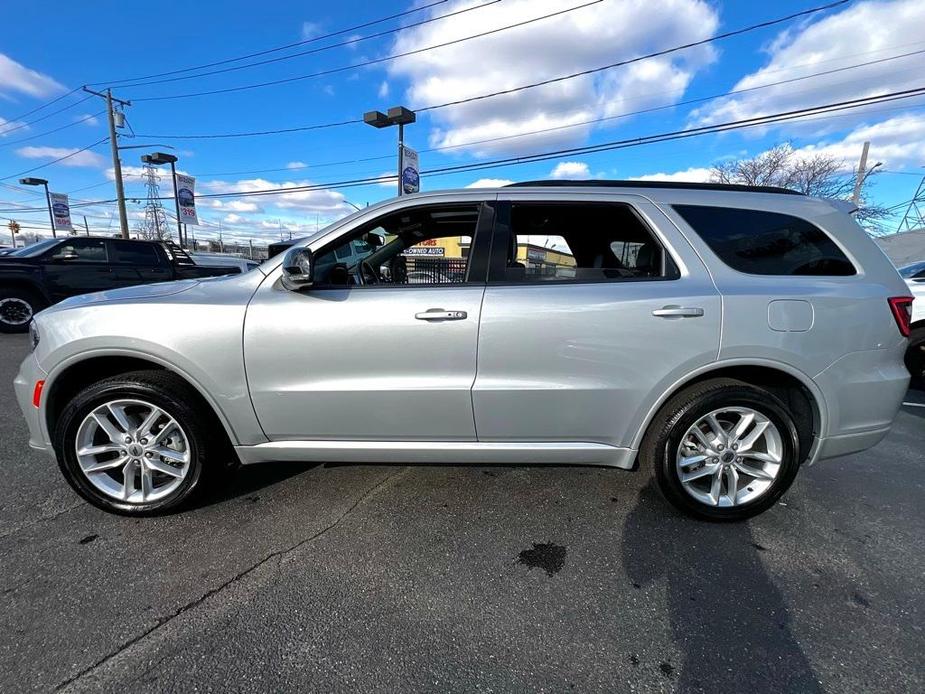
[281,248,314,290]
[365,232,385,248]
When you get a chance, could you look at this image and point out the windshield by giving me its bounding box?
[899,261,925,279]
[6,238,61,257]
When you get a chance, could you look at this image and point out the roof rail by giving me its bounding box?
[505,180,802,195]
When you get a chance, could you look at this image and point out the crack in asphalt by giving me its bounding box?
[0,501,85,541]
[53,467,407,692]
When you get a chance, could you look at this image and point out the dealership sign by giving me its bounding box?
[49,192,73,232]
[175,174,200,225]
[403,246,444,256]
[400,145,420,194]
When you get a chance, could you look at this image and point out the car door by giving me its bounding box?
[472,192,721,449]
[41,238,115,300]
[244,198,494,442]
[108,240,171,287]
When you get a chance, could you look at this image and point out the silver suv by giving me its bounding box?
[14,181,914,520]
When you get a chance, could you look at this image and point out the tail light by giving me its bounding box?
[888,296,914,337]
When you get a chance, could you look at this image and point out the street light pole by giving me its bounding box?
[18,177,56,238]
[364,106,416,197]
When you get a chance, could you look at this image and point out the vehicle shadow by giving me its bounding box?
[195,460,320,509]
[621,482,822,693]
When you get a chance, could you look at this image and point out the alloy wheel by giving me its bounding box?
[75,399,191,504]
[0,297,33,326]
[675,406,783,507]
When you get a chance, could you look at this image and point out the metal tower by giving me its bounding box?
[137,163,169,240]
[896,174,925,233]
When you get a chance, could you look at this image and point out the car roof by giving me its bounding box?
[505,179,801,195]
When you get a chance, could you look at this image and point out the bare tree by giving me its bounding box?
[711,143,890,233]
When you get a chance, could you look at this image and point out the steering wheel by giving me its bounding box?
[360,259,379,285]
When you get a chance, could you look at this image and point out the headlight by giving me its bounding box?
[28,321,40,351]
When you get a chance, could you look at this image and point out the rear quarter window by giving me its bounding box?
[673,204,855,276]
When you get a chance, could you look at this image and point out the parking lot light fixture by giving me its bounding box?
[364,106,416,197]
[141,152,183,247]
[19,177,56,239]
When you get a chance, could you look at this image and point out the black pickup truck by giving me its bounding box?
[0,237,240,332]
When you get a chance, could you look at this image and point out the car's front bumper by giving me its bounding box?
[13,352,52,456]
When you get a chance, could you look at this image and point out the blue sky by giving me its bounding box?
[1,0,924,243]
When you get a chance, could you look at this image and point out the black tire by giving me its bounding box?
[0,286,44,334]
[905,327,925,390]
[640,378,802,522]
[54,370,221,515]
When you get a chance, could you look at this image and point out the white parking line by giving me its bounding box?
[902,401,925,408]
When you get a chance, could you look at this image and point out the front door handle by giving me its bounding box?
[415,309,468,321]
[652,306,704,318]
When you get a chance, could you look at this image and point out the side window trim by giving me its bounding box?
[486,200,678,285]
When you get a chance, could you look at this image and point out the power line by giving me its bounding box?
[129,0,606,101]
[0,94,95,137]
[92,0,450,86]
[187,86,925,200]
[0,111,106,149]
[4,86,922,213]
[150,46,925,178]
[0,86,84,128]
[0,138,109,182]
[111,1,501,90]
[129,0,849,104]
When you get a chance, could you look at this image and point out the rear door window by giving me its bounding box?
[110,241,160,266]
[674,205,855,276]
[493,202,676,282]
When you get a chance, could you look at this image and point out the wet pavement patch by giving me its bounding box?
[517,542,566,576]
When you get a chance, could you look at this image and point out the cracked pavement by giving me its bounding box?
[1,334,923,693]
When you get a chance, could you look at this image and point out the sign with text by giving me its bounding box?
[175,174,200,226]
[400,145,420,194]
[49,192,73,232]
[403,246,444,256]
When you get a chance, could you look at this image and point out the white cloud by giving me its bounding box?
[0,116,27,137]
[691,0,925,133]
[16,145,104,167]
[201,177,353,215]
[75,113,99,127]
[376,172,398,188]
[301,21,322,40]
[386,0,718,156]
[378,80,389,98]
[466,178,513,188]
[0,53,64,98]
[788,112,925,171]
[286,161,307,169]
[549,161,591,179]
[632,166,713,182]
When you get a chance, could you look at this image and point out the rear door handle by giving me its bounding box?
[652,306,704,318]
[415,309,468,321]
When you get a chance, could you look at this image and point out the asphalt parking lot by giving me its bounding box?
[1,334,922,693]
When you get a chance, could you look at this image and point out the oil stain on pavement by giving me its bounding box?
[517,542,566,576]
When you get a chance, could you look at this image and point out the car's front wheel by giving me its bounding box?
[54,371,218,515]
[641,378,802,521]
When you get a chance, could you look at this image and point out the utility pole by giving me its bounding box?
[83,87,131,238]
[852,141,870,206]
[83,215,90,236]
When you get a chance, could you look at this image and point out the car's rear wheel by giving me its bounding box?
[54,371,217,515]
[0,287,43,333]
[641,378,802,521]
[905,326,925,390]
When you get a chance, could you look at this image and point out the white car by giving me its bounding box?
[189,253,260,274]
[899,261,925,386]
